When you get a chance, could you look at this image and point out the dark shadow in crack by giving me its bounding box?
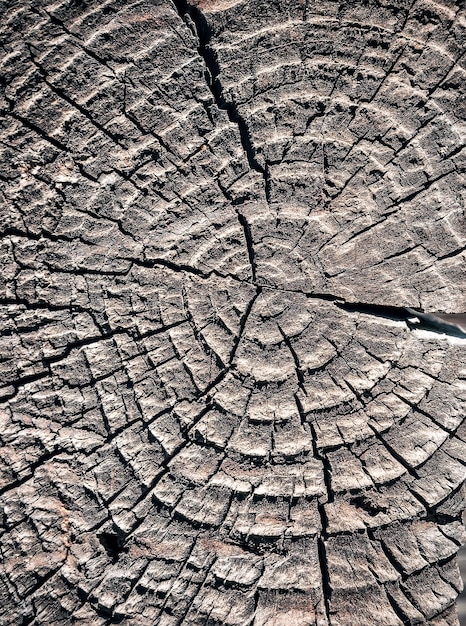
[336,302,411,322]
[338,302,466,338]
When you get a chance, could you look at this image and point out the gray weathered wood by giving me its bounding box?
[0,0,465,624]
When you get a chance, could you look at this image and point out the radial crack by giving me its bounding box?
[172,0,262,282]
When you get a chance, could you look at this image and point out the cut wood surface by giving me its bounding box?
[1,0,466,624]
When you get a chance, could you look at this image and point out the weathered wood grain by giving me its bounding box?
[0,0,465,624]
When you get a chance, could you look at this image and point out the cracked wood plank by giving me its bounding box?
[0,0,465,625]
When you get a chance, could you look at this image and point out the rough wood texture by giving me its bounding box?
[1,1,466,624]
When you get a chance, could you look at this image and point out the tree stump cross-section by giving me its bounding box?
[0,0,466,624]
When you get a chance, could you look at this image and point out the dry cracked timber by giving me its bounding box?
[0,0,466,624]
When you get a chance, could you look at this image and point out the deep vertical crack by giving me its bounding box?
[237,212,257,282]
[317,535,332,624]
[296,396,333,622]
[172,0,264,175]
[228,287,261,364]
[172,0,262,283]
[277,323,305,392]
